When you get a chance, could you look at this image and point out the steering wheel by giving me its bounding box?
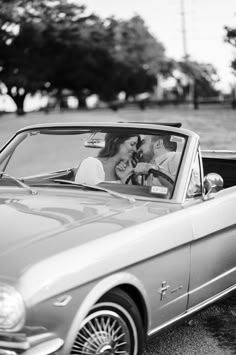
[125,168,174,185]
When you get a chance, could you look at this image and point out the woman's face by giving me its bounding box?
[118,137,138,160]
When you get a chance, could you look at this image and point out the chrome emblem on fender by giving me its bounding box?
[158,281,170,300]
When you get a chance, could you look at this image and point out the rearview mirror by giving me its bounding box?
[84,139,105,148]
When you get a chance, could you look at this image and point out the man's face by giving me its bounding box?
[138,135,153,162]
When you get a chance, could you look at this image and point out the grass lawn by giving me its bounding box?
[0,104,235,150]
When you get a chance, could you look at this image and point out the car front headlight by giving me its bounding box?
[0,283,25,331]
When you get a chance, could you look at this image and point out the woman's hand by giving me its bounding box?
[115,160,134,183]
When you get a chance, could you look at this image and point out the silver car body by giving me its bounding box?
[0,122,235,355]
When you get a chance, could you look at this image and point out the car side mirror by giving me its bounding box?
[203,173,224,200]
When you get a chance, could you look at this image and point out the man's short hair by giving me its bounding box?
[151,134,177,152]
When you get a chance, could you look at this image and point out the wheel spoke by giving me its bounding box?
[114,332,125,342]
[95,317,106,344]
[109,319,117,334]
[83,324,95,339]
[115,341,127,348]
[112,325,122,338]
[87,320,103,347]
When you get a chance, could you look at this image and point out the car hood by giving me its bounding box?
[0,187,181,290]
[1,188,176,251]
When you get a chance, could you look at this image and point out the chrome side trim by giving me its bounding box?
[188,267,236,295]
[148,284,236,337]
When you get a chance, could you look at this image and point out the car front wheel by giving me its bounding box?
[70,288,144,355]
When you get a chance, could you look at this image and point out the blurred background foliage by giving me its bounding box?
[0,0,235,115]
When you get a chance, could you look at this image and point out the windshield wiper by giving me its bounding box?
[0,172,38,195]
[55,179,136,203]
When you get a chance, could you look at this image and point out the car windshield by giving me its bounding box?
[0,126,187,199]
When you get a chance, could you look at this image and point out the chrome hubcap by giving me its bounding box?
[71,309,131,355]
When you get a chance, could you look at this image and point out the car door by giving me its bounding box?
[184,150,236,309]
[133,204,193,335]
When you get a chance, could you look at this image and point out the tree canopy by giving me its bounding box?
[0,0,222,114]
[225,25,236,74]
[0,0,95,113]
[101,15,165,100]
[178,60,219,97]
[0,0,166,113]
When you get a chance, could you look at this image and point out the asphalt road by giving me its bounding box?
[144,292,236,355]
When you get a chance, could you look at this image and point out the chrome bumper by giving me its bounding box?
[0,326,64,355]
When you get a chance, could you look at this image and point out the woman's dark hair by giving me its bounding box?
[98,133,140,158]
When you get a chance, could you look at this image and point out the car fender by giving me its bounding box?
[63,271,150,354]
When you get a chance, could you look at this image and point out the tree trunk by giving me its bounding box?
[193,80,199,110]
[56,90,67,111]
[10,93,26,116]
[77,93,87,109]
[232,88,236,110]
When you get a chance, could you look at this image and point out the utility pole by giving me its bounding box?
[180,0,188,60]
[180,0,198,108]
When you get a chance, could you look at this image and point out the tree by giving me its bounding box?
[177,60,219,108]
[0,0,92,114]
[0,1,167,113]
[0,20,48,114]
[225,25,236,108]
[50,14,116,107]
[99,15,166,101]
[225,26,236,73]
[225,26,236,47]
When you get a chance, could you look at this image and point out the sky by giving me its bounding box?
[81,0,236,93]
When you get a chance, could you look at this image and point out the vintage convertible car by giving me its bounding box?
[0,122,235,355]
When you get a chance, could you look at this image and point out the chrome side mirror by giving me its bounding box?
[203,173,224,200]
